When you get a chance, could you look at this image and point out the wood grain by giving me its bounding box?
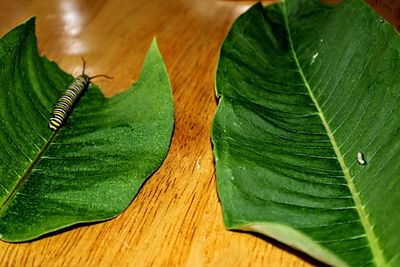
[0,1,398,266]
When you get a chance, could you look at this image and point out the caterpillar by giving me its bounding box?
[357,152,366,165]
[49,58,112,131]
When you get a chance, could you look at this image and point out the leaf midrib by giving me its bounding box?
[280,2,387,266]
[0,132,57,216]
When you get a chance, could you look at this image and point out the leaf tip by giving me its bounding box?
[20,16,37,33]
[148,36,161,57]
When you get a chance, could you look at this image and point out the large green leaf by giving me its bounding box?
[0,18,173,242]
[212,1,400,266]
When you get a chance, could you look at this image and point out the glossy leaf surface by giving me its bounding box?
[0,18,174,242]
[212,1,400,266]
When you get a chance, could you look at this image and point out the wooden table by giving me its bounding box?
[0,1,398,266]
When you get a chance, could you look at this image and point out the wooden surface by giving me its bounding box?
[0,1,398,266]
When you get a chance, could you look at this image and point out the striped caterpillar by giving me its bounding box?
[49,58,111,131]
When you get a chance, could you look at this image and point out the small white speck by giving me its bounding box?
[120,240,130,248]
[320,39,323,43]
[196,160,201,170]
[311,52,319,65]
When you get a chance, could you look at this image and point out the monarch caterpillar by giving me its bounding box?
[48,58,112,131]
[357,152,366,165]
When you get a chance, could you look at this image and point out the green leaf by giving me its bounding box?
[212,1,400,266]
[0,18,174,242]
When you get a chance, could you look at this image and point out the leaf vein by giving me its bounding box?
[281,2,387,266]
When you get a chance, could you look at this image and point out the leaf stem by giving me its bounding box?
[280,2,387,266]
[0,131,57,217]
